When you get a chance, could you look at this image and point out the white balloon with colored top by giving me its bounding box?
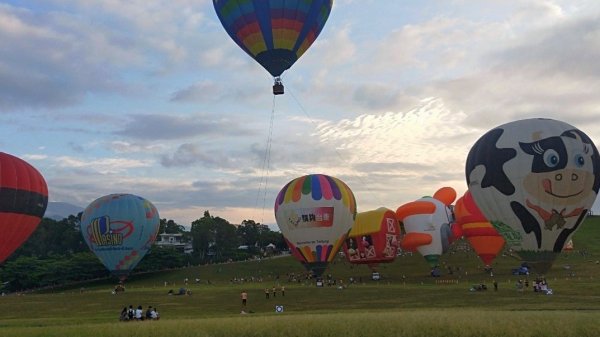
[274,174,356,277]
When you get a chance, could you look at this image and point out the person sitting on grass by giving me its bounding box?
[119,307,129,321]
[135,305,143,321]
[145,306,153,320]
[127,305,134,320]
[151,307,159,320]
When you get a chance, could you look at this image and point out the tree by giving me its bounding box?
[212,216,238,261]
[190,211,240,263]
[137,246,186,271]
[159,218,186,234]
[190,211,215,261]
[236,220,260,252]
[13,214,87,259]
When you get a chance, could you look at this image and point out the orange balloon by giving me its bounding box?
[455,191,505,266]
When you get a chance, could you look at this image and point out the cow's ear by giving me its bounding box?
[519,141,538,155]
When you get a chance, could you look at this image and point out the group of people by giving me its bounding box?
[119,305,159,321]
[264,285,285,298]
[515,278,553,294]
[533,278,553,294]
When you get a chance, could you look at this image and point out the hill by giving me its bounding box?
[0,216,599,337]
[31,216,600,294]
[44,202,83,220]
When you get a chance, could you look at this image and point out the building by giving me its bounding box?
[155,233,193,254]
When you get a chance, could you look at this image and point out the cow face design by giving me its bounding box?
[520,131,596,206]
[466,119,600,260]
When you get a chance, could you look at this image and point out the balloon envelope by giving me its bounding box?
[342,208,400,271]
[81,194,160,280]
[466,118,600,272]
[274,174,356,277]
[454,191,505,266]
[213,0,333,77]
[0,152,48,263]
[396,187,456,268]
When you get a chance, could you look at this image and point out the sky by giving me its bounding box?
[1,0,599,229]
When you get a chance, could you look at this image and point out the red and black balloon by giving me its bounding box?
[0,152,48,263]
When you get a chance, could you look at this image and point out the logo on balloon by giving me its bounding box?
[89,216,123,246]
[491,221,522,246]
[284,207,334,230]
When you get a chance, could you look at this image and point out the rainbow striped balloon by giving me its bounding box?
[213,0,333,77]
[274,174,356,277]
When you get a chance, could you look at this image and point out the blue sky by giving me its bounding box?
[1,0,599,227]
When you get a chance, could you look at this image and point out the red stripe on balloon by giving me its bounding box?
[236,22,262,41]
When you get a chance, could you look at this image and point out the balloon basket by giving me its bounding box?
[304,262,328,278]
[273,77,284,95]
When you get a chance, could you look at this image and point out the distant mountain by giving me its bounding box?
[45,202,84,220]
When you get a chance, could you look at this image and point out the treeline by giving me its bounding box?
[0,211,284,292]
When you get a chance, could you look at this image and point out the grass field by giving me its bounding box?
[0,216,599,336]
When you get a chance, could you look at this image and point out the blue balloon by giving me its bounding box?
[81,194,160,280]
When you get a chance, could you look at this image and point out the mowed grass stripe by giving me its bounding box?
[2,310,600,337]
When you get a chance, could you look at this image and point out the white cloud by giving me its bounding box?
[108,141,166,154]
[54,155,153,174]
[22,154,48,161]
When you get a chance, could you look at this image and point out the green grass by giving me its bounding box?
[0,216,599,336]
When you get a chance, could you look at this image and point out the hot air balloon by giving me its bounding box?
[213,0,333,95]
[274,174,356,277]
[454,191,505,266]
[466,118,600,273]
[396,187,457,269]
[342,207,400,271]
[81,194,160,281]
[0,152,48,263]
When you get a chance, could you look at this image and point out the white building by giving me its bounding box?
[155,233,193,254]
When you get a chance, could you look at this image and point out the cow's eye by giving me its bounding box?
[574,154,585,167]
[543,149,559,167]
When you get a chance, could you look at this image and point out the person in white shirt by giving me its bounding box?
[135,305,143,320]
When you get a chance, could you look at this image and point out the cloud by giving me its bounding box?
[108,140,166,154]
[68,142,85,153]
[0,1,221,110]
[491,16,600,79]
[170,80,223,102]
[169,79,265,104]
[0,4,136,110]
[114,113,254,140]
[54,155,153,174]
[427,15,600,131]
[22,154,48,161]
[160,143,241,168]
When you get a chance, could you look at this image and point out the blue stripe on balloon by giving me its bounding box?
[311,174,323,200]
[293,0,322,52]
[252,0,274,50]
[315,244,322,262]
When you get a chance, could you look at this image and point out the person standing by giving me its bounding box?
[281,286,285,297]
[265,288,270,299]
[272,286,277,298]
[241,290,248,307]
